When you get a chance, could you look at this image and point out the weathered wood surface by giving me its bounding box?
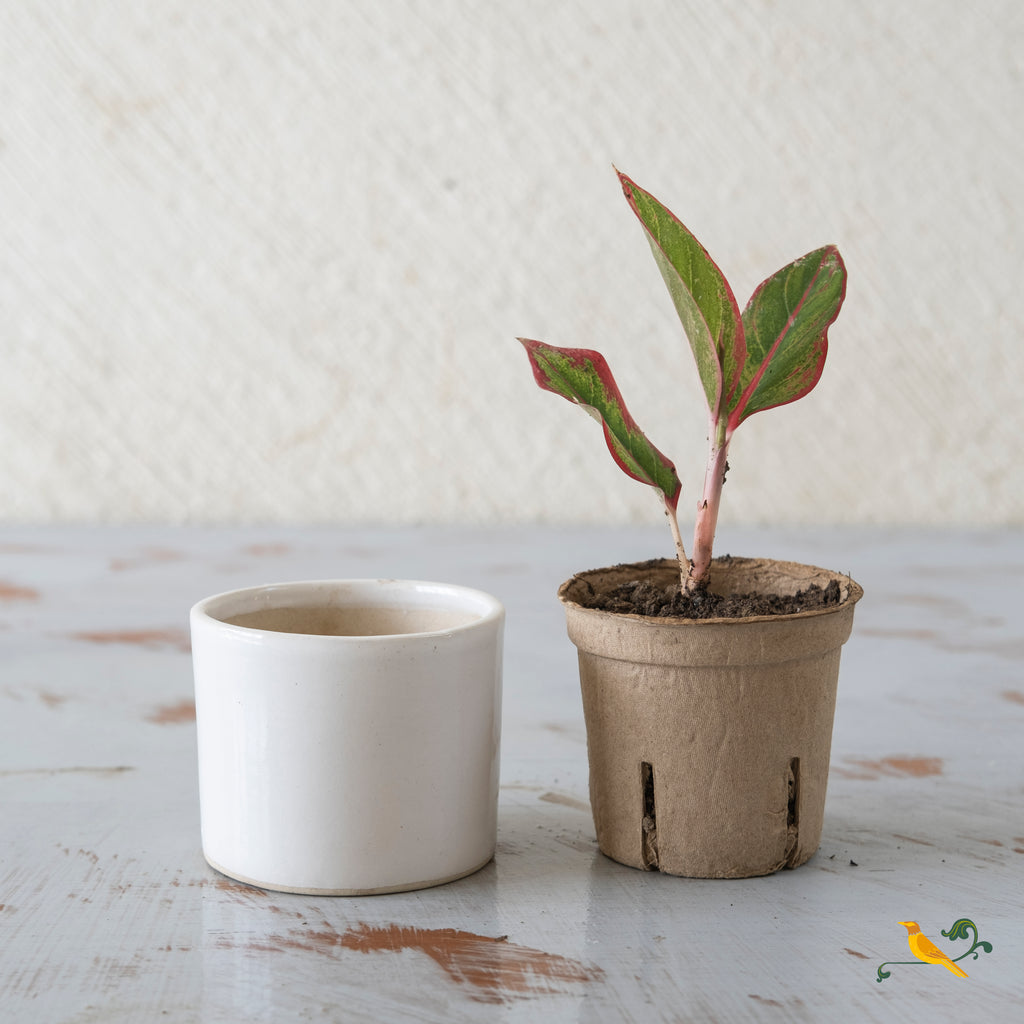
[1,526,1021,1021]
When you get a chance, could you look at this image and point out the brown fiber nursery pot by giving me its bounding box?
[559,557,862,879]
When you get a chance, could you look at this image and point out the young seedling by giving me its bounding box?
[519,170,847,593]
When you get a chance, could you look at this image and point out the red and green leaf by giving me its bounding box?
[730,245,846,428]
[617,170,742,415]
[518,338,682,509]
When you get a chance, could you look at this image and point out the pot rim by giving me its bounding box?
[191,577,504,642]
[558,556,862,627]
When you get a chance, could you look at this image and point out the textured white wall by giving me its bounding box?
[2,1,1021,526]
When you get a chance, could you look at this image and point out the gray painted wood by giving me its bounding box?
[1,525,1020,1020]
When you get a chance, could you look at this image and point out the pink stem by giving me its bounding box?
[687,416,731,590]
[665,495,689,585]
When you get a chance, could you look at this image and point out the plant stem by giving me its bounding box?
[687,415,731,591]
[664,496,689,585]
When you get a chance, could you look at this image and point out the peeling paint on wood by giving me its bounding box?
[109,548,186,572]
[228,921,603,1004]
[0,582,39,602]
[0,765,134,778]
[146,700,196,725]
[241,543,292,557]
[539,791,591,813]
[833,756,943,780]
[892,833,934,846]
[72,629,191,652]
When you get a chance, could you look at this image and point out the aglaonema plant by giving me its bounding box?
[519,170,847,593]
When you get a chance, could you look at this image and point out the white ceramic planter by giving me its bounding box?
[191,579,504,895]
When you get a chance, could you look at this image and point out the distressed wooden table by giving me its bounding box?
[1,525,1021,1021]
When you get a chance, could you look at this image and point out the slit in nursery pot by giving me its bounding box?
[640,761,659,871]
[784,757,800,867]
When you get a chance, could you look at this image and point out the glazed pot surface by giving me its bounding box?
[191,578,504,895]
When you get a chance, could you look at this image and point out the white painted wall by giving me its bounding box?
[2,1,1021,526]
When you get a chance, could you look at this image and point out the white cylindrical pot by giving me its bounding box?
[191,579,504,895]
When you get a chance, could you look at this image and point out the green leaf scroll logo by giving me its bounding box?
[876,919,993,982]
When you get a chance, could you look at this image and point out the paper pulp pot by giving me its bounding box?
[190,579,504,895]
[559,557,862,879]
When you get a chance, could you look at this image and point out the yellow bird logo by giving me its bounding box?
[899,921,969,977]
[877,918,991,982]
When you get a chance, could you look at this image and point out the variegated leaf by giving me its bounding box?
[617,170,741,415]
[519,338,682,509]
[731,245,847,427]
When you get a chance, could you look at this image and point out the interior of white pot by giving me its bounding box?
[222,605,474,636]
[200,580,499,637]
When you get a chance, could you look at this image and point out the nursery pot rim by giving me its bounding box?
[558,555,863,627]
[191,577,504,642]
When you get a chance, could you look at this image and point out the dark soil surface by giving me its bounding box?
[574,558,844,620]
